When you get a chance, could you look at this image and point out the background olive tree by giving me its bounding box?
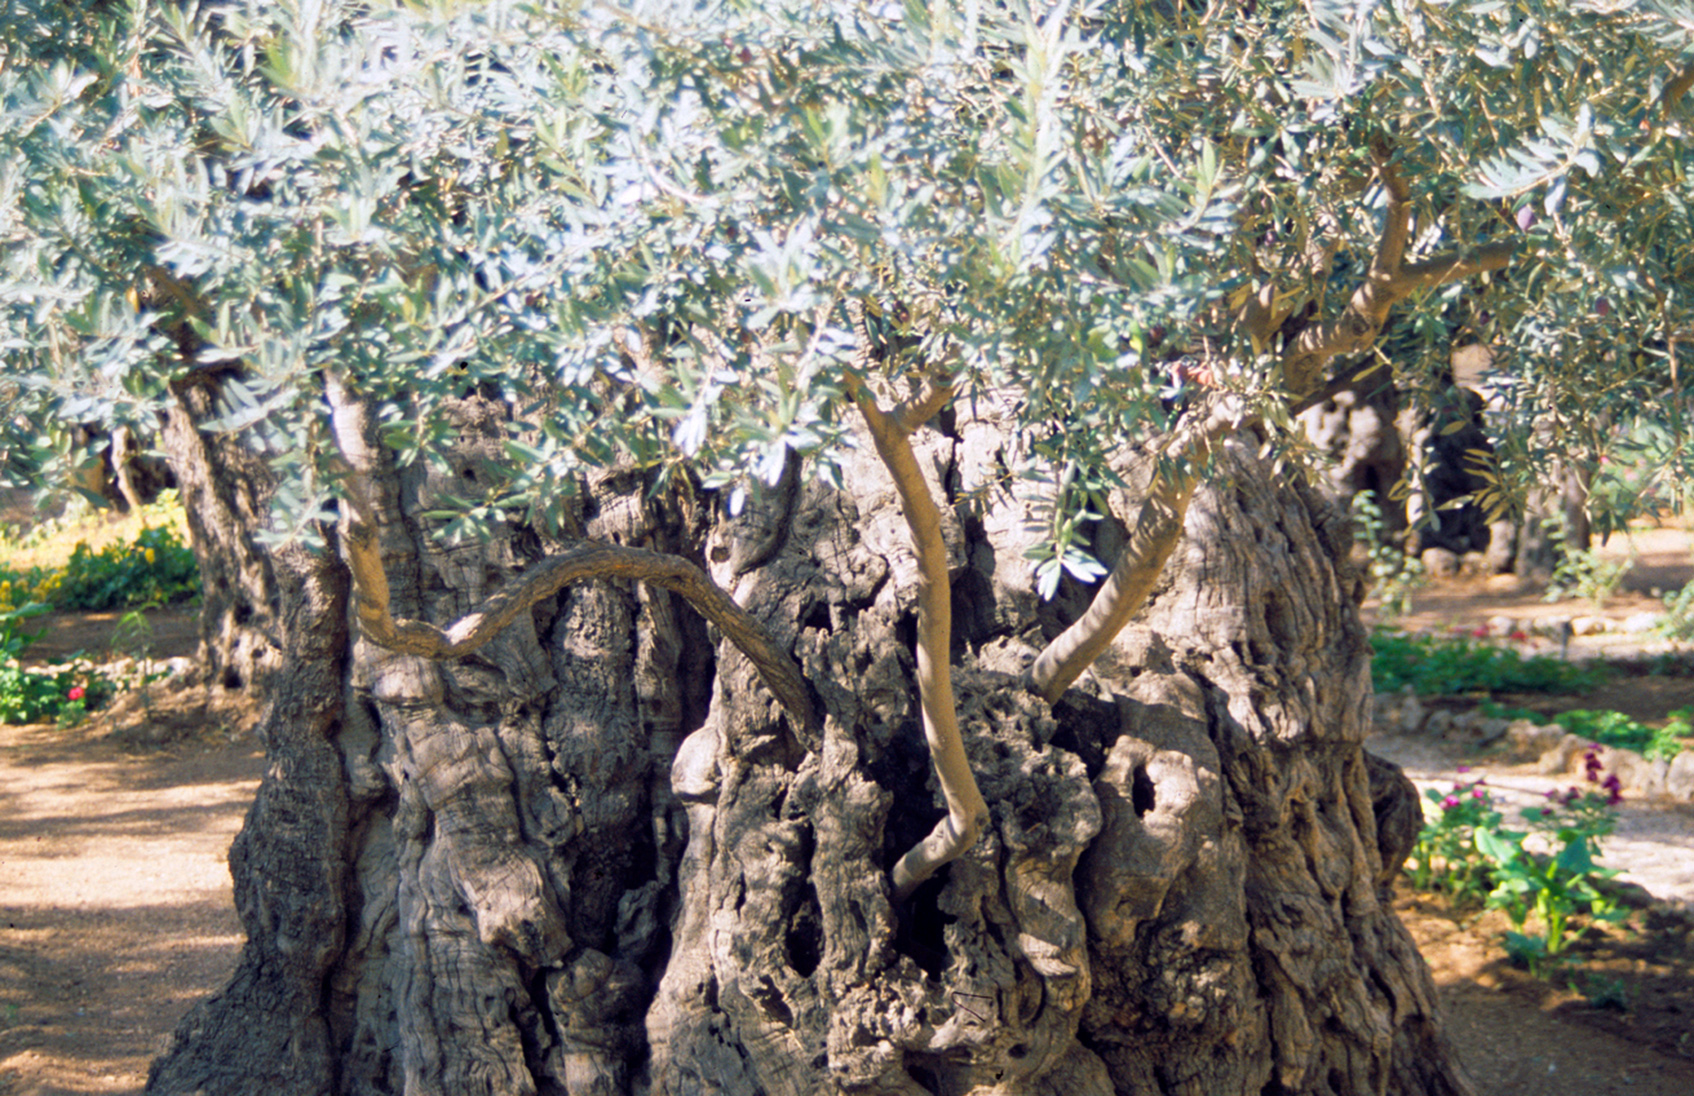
[4,2,1692,1094]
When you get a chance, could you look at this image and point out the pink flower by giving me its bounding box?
[66,685,85,701]
[1442,796,1461,809]
[1472,625,1491,638]
[1472,789,1487,799]
[1456,765,1471,773]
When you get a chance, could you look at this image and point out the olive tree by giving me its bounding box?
[4,1,1690,1094]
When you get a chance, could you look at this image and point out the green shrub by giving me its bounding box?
[1370,630,1607,696]
[0,522,199,612]
[50,523,200,610]
[0,663,112,724]
[1551,708,1687,761]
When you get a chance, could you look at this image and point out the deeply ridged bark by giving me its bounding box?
[148,384,1472,1096]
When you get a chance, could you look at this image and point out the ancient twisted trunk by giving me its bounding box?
[148,387,1471,1095]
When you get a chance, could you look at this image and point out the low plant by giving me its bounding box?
[1551,707,1688,762]
[0,666,109,725]
[1543,518,1633,609]
[0,601,49,660]
[1407,775,1498,904]
[1371,630,1606,696]
[48,524,200,610]
[1351,490,1426,621]
[1661,572,1694,641]
[0,492,200,612]
[1476,746,1630,976]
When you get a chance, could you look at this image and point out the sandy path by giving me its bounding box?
[0,722,262,1096]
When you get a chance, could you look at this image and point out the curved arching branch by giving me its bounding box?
[322,371,817,744]
[846,300,988,902]
[1027,390,1244,705]
[1282,158,1516,397]
[341,525,819,743]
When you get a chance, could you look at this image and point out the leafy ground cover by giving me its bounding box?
[0,492,199,612]
[0,495,199,725]
[1371,628,1609,696]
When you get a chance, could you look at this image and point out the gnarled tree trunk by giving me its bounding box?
[148,382,1471,1096]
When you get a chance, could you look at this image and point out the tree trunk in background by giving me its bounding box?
[1298,367,1407,534]
[147,389,1472,1096]
[160,375,286,693]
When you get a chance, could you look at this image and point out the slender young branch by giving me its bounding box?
[1031,158,1518,704]
[342,527,819,742]
[1027,391,1243,704]
[846,301,988,902]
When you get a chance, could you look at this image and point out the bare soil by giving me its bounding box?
[0,685,262,1096]
[2,570,1694,1094]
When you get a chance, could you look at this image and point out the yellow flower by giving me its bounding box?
[145,548,156,564]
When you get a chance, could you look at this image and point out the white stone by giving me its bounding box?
[1508,720,1564,759]
[1398,693,1426,734]
[1485,615,1518,635]
[1537,734,1587,776]
[1622,612,1663,634]
[1668,752,1694,802]
[1420,547,1460,578]
[1606,748,1652,794]
[1640,758,1671,799]
[1571,616,1610,637]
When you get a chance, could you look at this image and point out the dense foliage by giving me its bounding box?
[3,0,1691,569]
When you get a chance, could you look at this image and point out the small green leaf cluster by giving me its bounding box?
[0,605,110,724]
[1370,629,1606,695]
[1542,517,1633,609]
[1550,708,1687,761]
[1407,753,1629,979]
[1478,766,1630,976]
[1351,490,1426,621]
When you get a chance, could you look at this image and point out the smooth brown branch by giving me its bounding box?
[1027,391,1243,704]
[1281,158,1515,398]
[341,528,819,743]
[843,309,989,901]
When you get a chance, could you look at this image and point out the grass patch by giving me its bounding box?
[1371,630,1607,697]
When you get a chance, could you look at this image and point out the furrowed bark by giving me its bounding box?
[846,302,988,901]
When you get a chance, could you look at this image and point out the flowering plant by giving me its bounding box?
[1407,776,1499,904]
[1475,745,1628,975]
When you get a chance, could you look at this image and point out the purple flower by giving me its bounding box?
[1442,796,1461,809]
[1472,789,1486,799]
[1456,765,1472,774]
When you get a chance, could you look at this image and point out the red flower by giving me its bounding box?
[67,685,85,701]
[1509,630,1529,642]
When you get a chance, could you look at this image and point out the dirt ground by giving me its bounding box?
[0,697,261,1096]
[4,547,1694,1095]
